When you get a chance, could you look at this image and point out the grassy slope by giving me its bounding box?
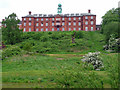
[2,53,118,88]
[2,31,118,88]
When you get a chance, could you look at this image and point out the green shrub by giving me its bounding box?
[75,31,84,39]
[2,45,23,60]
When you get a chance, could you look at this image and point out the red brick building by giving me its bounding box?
[22,10,96,32]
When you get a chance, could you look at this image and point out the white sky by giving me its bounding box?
[0,0,119,24]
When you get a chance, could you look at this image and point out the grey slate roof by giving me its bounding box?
[23,13,95,17]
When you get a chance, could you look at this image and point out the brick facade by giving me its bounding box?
[22,10,96,32]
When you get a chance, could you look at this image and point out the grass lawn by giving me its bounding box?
[2,53,118,88]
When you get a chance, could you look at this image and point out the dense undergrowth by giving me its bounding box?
[2,31,106,59]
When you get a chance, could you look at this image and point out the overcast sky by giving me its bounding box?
[0,0,119,24]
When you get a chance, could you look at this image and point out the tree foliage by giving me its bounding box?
[101,8,120,43]
[2,13,23,45]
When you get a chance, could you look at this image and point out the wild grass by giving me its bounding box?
[2,53,118,88]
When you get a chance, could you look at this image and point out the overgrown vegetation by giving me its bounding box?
[2,31,105,59]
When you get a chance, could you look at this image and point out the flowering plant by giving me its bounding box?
[81,52,104,70]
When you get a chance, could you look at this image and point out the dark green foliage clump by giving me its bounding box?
[101,8,120,43]
[2,13,23,45]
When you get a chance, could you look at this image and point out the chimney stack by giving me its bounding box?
[29,11,31,15]
[2,19,5,22]
[88,9,91,13]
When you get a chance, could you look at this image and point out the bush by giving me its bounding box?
[103,34,120,52]
[81,52,104,70]
[2,46,23,60]
[75,31,84,39]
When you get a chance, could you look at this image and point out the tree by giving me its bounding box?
[101,8,120,43]
[2,13,23,45]
[101,8,119,34]
[103,22,119,43]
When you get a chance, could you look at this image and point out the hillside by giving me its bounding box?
[2,31,118,88]
[2,31,106,59]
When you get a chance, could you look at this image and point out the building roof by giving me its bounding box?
[96,25,101,28]
[22,12,96,18]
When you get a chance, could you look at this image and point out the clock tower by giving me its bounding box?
[57,4,62,14]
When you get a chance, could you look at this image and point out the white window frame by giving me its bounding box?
[91,16,93,19]
[52,18,54,21]
[36,18,39,21]
[91,21,93,25]
[91,27,93,31]
[85,27,88,31]
[74,17,76,20]
[41,28,43,31]
[52,28,54,31]
[62,28,65,31]
[85,16,88,19]
[36,23,39,26]
[69,22,71,26]
[29,22,31,26]
[74,22,76,26]
[85,21,88,25]
[24,18,26,21]
[52,23,54,26]
[69,28,71,31]
[41,23,43,26]
[29,28,31,32]
[24,23,26,26]
[79,28,81,31]
[41,18,43,21]
[79,22,81,26]
[62,18,65,20]
[74,28,76,31]
[36,28,39,31]
[29,18,31,21]
[62,22,65,26]
[69,17,71,20]
[46,18,48,21]
[46,23,48,26]
[46,28,48,31]
[79,17,81,20]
